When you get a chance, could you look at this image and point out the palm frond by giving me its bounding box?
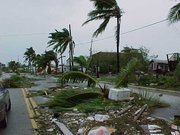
[60,71,98,87]
[93,16,111,37]
[90,0,116,9]
[168,3,180,23]
[82,14,107,26]
[88,9,114,16]
[115,58,139,88]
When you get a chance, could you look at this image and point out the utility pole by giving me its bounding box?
[90,38,93,57]
[69,24,74,71]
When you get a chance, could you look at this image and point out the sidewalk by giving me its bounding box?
[100,81,180,96]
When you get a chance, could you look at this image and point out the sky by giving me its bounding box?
[0,0,179,64]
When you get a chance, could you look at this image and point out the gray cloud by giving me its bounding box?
[0,0,179,64]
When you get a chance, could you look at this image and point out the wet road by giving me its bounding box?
[152,93,180,121]
[102,83,180,122]
[0,88,33,135]
[131,87,180,122]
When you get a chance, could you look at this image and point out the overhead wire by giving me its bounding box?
[76,19,168,46]
[0,19,168,46]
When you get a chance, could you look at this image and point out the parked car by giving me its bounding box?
[0,83,11,128]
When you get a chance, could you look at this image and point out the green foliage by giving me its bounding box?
[90,46,154,73]
[174,63,180,81]
[90,52,117,73]
[46,89,115,113]
[76,98,115,113]
[157,75,178,88]
[137,74,156,86]
[115,58,139,88]
[174,120,180,126]
[24,47,36,72]
[60,71,98,87]
[2,74,34,88]
[168,3,180,24]
[72,66,79,71]
[45,89,110,112]
[8,61,20,72]
[48,28,75,70]
[99,76,117,84]
[83,0,122,73]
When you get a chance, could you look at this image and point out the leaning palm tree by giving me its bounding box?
[24,47,36,72]
[83,0,123,73]
[168,3,180,24]
[48,26,75,71]
[44,50,59,74]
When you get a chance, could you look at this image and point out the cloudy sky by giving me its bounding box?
[0,0,179,64]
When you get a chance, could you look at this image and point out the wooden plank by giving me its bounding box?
[53,121,73,135]
[119,105,134,115]
[134,104,148,121]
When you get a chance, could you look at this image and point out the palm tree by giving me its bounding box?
[44,50,59,74]
[168,3,180,23]
[48,26,75,71]
[24,47,36,72]
[83,0,123,73]
[73,55,92,72]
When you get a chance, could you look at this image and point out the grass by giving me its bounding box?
[136,91,169,107]
[98,75,117,83]
[76,98,115,113]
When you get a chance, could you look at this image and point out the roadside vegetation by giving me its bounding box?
[2,74,36,88]
[38,59,168,114]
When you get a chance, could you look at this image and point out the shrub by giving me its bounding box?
[174,63,180,81]
[2,74,33,88]
[157,75,178,88]
[137,74,156,86]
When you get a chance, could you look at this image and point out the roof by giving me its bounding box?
[150,59,168,64]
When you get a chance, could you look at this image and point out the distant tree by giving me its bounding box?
[44,50,59,74]
[168,3,180,23]
[83,0,123,73]
[121,46,157,71]
[73,56,92,72]
[24,47,36,72]
[48,27,75,71]
[8,61,20,72]
[34,51,58,74]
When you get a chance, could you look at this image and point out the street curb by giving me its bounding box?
[129,85,180,96]
[21,88,39,135]
[99,81,180,96]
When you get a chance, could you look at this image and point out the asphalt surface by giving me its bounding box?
[0,88,34,135]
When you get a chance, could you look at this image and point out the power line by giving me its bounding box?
[0,33,48,37]
[0,19,168,45]
[76,19,168,46]
[122,19,168,35]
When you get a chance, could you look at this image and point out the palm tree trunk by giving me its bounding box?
[116,17,121,73]
[55,60,58,74]
[69,24,74,70]
[60,54,64,73]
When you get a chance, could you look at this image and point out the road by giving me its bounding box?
[0,88,34,135]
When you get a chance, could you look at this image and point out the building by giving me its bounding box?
[148,59,169,74]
